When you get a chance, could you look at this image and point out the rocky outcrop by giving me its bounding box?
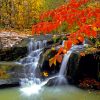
[67,47,100,85]
[0,32,31,49]
[36,46,61,79]
[0,47,28,61]
[0,32,30,61]
[0,34,63,61]
[0,34,64,87]
[0,62,24,87]
[39,45,100,89]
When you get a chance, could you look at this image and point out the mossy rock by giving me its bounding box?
[0,62,24,86]
[37,46,61,79]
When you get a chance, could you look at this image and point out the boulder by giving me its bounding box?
[45,76,67,86]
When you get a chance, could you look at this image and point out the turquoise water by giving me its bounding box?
[0,85,100,100]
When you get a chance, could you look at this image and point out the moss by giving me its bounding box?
[0,69,10,79]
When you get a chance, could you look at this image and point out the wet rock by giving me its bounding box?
[39,44,100,88]
[67,47,100,85]
[35,35,64,78]
[0,61,38,87]
[0,34,63,61]
[45,76,67,86]
[36,47,61,79]
[0,32,30,61]
[0,62,24,87]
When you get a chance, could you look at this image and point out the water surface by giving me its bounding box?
[0,85,100,100]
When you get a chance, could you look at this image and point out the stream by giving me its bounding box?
[0,38,100,100]
[0,86,100,100]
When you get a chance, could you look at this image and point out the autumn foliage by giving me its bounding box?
[79,78,100,89]
[32,0,100,66]
[0,0,46,29]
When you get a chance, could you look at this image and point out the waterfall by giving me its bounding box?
[20,39,85,95]
[58,41,84,83]
[28,38,34,53]
[19,38,47,86]
[59,51,72,75]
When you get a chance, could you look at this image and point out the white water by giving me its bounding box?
[20,75,59,96]
[19,39,49,95]
[59,51,72,75]
[19,38,47,85]
[20,40,85,95]
[58,41,85,83]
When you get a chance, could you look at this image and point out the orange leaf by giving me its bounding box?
[80,52,85,56]
[67,40,72,50]
[56,55,62,63]
[49,56,56,67]
[64,40,72,50]
[77,36,84,43]
[58,47,63,54]
[63,49,67,54]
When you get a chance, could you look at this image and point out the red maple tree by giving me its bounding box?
[32,0,100,66]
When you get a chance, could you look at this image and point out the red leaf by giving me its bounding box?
[64,40,72,50]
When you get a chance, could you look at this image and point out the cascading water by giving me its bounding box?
[20,39,85,95]
[20,38,46,84]
[59,45,84,76]
[59,51,72,76]
[57,41,85,84]
[19,38,48,95]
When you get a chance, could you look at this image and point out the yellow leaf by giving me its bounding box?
[49,56,56,67]
[43,72,48,77]
[93,27,97,31]
[51,47,55,51]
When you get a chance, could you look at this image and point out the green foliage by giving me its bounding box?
[45,0,66,10]
[95,40,100,48]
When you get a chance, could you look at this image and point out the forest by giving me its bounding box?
[0,0,66,30]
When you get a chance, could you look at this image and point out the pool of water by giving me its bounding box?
[0,85,100,100]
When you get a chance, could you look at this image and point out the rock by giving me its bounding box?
[36,47,61,79]
[0,32,30,49]
[0,46,28,61]
[38,44,100,89]
[0,34,63,61]
[0,61,39,87]
[35,34,64,78]
[0,32,30,61]
[45,76,67,86]
[67,47,100,85]
[0,62,23,87]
